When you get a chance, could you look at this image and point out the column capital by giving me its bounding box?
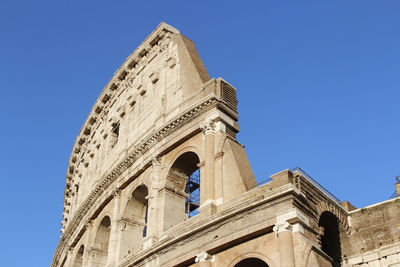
[200,119,217,135]
[152,156,161,167]
[195,252,214,263]
[85,219,94,229]
[112,188,122,198]
[273,221,292,237]
[67,245,74,254]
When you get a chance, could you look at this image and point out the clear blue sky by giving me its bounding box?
[0,1,399,266]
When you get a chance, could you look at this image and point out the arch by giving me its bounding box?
[170,151,200,178]
[318,211,342,267]
[122,184,149,225]
[90,216,111,266]
[168,145,203,169]
[94,216,111,251]
[158,151,201,232]
[72,245,84,267]
[169,151,201,217]
[228,252,274,267]
[316,201,350,235]
[119,184,149,259]
[234,258,269,267]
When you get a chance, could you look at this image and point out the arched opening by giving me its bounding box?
[170,151,200,218]
[90,216,111,266]
[119,185,149,259]
[319,211,342,267]
[234,257,269,267]
[160,151,200,232]
[72,245,84,267]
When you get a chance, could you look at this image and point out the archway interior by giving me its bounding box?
[319,211,342,267]
[92,216,111,266]
[72,245,84,267]
[171,152,200,218]
[94,216,111,252]
[234,257,269,267]
[119,185,149,258]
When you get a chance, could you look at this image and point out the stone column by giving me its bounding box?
[273,221,295,267]
[106,189,122,267]
[200,119,216,204]
[195,252,214,267]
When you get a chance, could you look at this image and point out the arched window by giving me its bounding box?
[158,151,201,232]
[319,211,342,267]
[170,152,200,218]
[119,185,149,259]
[91,216,111,266]
[72,245,84,267]
[234,257,269,267]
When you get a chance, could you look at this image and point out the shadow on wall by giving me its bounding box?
[234,257,269,267]
[319,211,342,267]
[120,185,149,258]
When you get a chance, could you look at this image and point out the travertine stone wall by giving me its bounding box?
[63,23,212,227]
[53,23,400,267]
[342,199,400,266]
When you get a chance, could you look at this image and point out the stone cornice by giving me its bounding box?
[52,95,220,267]
[62,23,178,221]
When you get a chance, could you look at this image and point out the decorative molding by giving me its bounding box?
[316,201,351,235]
[85,219,94,229]
[200,119,216,135]
[195,252,214,263]
[118,183,290,267]
[151,157,161,167]
[197,161,205,168]
[52,96,219,267]
[112,188,122,198]
[61,24,176,224]
[273,221,292,237]
[215,152,224,160]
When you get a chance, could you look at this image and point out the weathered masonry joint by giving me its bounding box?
[53,23,400,267]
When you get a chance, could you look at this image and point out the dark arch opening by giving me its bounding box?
[319,211,342,267]
[171,151,200,218]
[234,257,269,267]
[171,151,199,175]
[131,185,149,237]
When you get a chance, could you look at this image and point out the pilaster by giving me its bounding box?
[65,247,73,267]
[201,119,216,204]
[106,189,122,267]
[82,219,94,267]
[146,157,162,242]
[273,221,295,267]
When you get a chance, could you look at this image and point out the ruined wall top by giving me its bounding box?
[61,23,238,229]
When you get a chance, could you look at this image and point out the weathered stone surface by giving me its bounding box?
[53,23,400,267]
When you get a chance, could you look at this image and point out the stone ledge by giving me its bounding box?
[117,183,299,267]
